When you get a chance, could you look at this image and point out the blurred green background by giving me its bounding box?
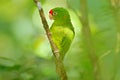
[0,0,120,80]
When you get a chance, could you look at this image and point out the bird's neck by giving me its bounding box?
[52,19,74,33]
[53,19,71,26]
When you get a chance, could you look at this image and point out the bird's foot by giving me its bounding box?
[54,50,60,58]
[54,49,59,53]
[48,32,52,35]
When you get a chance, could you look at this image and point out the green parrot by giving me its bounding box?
[49,7,75,60]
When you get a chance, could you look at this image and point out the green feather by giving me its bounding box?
[50,7,75,60]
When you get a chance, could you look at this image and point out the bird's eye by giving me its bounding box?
[53,12,57,15]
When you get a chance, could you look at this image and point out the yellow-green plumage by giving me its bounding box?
[50,7,75,60]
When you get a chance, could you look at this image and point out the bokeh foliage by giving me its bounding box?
[0,0,120,80]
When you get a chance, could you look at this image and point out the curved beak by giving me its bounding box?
[49,13,53,20]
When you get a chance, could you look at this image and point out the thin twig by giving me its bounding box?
[33,0,67,80]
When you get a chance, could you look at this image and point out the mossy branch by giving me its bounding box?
[33,0,67,80]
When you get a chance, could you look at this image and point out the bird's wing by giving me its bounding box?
[60,27,74,59]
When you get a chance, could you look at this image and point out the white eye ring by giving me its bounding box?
[53,12,57,15]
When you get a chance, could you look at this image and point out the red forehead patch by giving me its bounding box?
[49,9,53,15]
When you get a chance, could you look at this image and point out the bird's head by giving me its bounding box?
[49,7,70,21]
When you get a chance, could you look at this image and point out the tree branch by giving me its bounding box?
[110,0,120,79]
[80,0,100,80]
[33,0,67,80]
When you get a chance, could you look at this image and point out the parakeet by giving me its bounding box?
[49,7,75,60]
